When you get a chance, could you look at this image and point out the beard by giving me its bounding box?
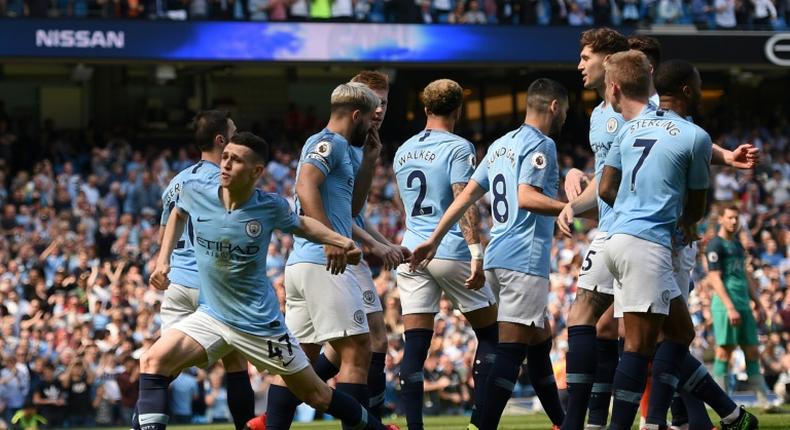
[350,121,369,147]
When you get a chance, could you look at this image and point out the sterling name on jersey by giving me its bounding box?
[471,124,559,278]
[395,129,476,261]
[590,101,625,232]
[176,179,300,336]
[160,160,220,290]
[288,129,354,266]
[605,106,712,249]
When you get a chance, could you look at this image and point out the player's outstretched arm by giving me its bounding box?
[518,184,565,216]
[351,224,403,270]
[598,166,622,207]
[294,216,361,269]
[557,176,600,237]
[151,206,187,291]
[296,164,348,275]
[452,182,484,290]
[410,181,486,271]
[564,167,591,200]
[711,143,760,169]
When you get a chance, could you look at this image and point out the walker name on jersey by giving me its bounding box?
[484,146,516,167]
[195,237,260,260]
[397,149,437,166]
[627,119,681,136]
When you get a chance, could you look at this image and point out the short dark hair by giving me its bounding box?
[421,79,464,116]
[193,110,231,152]
[526,78,568,113]
[720,204,740,216]
[628,35,662,71]
[230,132,269,163]
[655,59,698,98]
[351,71,389,92]
[580,27,629,55]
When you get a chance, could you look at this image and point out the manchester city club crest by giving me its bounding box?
[245,220,262,238]
[363,290,375,304]
[353,310,365,325]
[606,117,618,133]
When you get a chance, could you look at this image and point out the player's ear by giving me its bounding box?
[424,107,430,118]
[351,109,361,122]
[549,99,559,114]
[682,85,692,98]
[252,164,264,179]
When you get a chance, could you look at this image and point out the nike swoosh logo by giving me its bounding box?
[197,217,210,222]
[282,356,295,367]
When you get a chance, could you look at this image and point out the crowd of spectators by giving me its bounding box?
[0,0,788,30]
[0,96,788,427]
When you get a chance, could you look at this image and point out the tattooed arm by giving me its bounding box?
[452,182,481,246]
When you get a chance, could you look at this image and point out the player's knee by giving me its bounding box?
[222,352,248,373]
[140,349,164,374]
[715,347,732,361]
[744,346,760,361]
[370,334,388,353]
[302,385,332,411]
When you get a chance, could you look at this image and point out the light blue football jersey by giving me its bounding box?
[604,106,712,249]
[589,101,626,232]
[176,178,300,336]
[471,125,559,278]
[160,160,220,290]
[349,145,366,229]
[287,129,355,266]
[394,129,477,261]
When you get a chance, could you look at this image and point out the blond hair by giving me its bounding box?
[421,79,464,116]
[330,82,380,114]
[604,50,652,100]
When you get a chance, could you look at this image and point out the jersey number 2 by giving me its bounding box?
[408,170,433,217]
[631,138,657,191]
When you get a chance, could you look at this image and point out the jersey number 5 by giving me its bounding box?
[407,170,433,217]
[631,138,657,191]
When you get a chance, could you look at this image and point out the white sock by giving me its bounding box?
[721,406,741,424]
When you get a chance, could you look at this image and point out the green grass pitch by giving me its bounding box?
[102,409,790,430]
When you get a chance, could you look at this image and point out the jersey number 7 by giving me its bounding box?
[631,138,657,192]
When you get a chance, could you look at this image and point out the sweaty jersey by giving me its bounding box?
[471,124,559,277]
[706,235,750,311]
[604,106,712,249]
[288,129,355,266]
[160,160,220,290]
[176,179,300,336]
[395,129,476,261]
[589,101,625,232]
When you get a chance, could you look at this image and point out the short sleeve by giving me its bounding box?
[518,139,554,188]
[449,142,476,185]
[471,158,490,191]
[706,239,723,271]
[272,195,301,233]
[161,184,179,226]
[303,138,341,177]
[687,129,712,190]
[175,180,193,215]
[604,133,623,170]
